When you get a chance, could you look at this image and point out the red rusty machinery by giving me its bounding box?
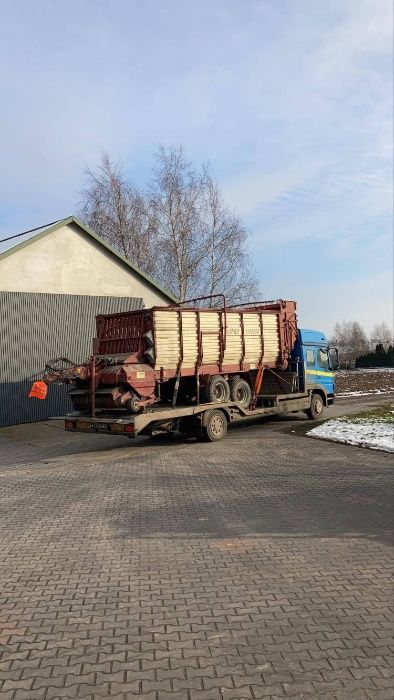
[42,296,298,417]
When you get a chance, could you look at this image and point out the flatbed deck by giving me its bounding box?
[62,392,313,441]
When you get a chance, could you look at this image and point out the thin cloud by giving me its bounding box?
[0,0,392,332]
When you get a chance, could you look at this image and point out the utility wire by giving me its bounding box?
[0,220,61,243]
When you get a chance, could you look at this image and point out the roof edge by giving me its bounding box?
[0,216,178,303]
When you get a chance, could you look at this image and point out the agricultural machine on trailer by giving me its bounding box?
[32,296,337,441]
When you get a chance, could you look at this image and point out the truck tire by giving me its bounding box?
[305,392,324,420]
[205,375,230,403]
[229,377,252,407]
[201,409,228,442]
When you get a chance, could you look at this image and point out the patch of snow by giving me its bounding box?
[308,419,394,453]
[337,389,394,397]
[337,368,394,374]
[360,367,394,373]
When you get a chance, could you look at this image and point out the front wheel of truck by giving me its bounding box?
[305,392,325,420]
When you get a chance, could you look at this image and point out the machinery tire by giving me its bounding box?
[229,377,252,407]
[205,375,230,403]
[125,397,141,414]
[305,392,325,420]
[201,409,228,442]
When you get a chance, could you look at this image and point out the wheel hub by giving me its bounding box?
[214,385,225,400]
[211,415,224,436]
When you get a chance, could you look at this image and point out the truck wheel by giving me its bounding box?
[201,409,228,442]
[306,393,325,420]
[229,377,252,407]
[205,375,230,403]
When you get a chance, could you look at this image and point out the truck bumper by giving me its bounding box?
[64,418,136,437]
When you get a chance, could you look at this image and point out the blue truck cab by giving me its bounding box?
[292,329,336,412]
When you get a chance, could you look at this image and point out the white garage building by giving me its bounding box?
[0,216,176,426]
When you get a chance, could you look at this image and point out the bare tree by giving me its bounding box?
[148,146,208,301]
[79,153,157,277]
[79,146,260,304]
[202,174,260,305]
[371,322,393,348]
[331,320,369,366]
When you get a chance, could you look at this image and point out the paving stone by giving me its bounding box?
[252,685,285,698]
[0,425,392,700]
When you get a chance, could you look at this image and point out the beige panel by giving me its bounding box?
[153,308,281,371]
[262,313,280,363]
[200,312,220,364]
[154,310,180,369]
[181,311,198,364]
[244,313,262,364]
[0,223,171,305]
[223,312,242,363]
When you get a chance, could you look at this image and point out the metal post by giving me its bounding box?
[90,356,96,418]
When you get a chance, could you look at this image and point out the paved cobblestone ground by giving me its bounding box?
[0,426,393,699]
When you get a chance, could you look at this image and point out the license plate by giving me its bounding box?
[76,421,97,431]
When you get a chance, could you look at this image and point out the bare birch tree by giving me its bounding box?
[331,320,369,365]
[371,322,393,347]
[202,174,260,305]
[79,146,260,303]
[148,146,208,301]
[80,153,157,277]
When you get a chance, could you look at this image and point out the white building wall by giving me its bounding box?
[0,223,170,306]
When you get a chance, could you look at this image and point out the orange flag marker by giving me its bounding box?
[28,381,48,400]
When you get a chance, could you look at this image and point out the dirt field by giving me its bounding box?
[336,367,394,396]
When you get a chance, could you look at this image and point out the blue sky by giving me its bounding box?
[0,0,392,335]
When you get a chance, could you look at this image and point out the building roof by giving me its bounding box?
[0,216,177,303]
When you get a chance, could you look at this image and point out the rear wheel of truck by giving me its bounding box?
[305,392,324,420]
[229,377,252,407]
[205,375,230,403]
[201,409,228,442]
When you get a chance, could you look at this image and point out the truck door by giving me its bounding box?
[304,347,334,395]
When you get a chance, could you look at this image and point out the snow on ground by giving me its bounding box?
[338,389,394,397]
[360,367,394,373]
[308,418,394,453]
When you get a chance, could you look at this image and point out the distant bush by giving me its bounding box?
[356,344,394,368]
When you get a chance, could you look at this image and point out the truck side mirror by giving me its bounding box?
[329,348,339,370]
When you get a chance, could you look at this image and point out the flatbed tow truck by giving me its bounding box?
[34,299,337,443]
[63,388,330,443]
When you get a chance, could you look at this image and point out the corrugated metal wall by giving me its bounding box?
[0,292,143,427]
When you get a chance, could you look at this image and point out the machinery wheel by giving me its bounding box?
[125,396,141,414]
[229,377,252,407]
[205,375,230,403]
[305,392,325,420]
[201,409,228,442]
